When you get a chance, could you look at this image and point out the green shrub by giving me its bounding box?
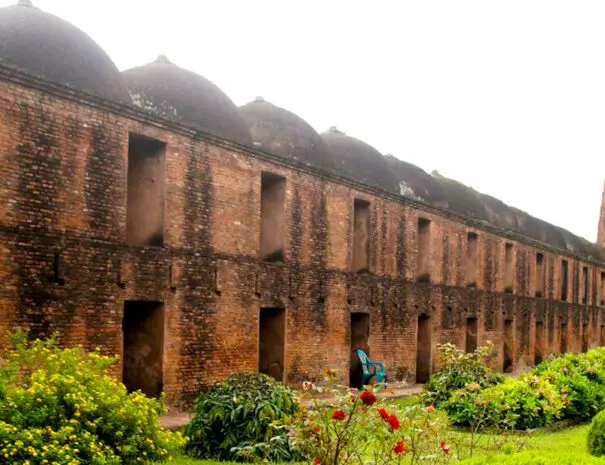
[479,377,563,429]
[587,409,605,457]
[531,352,605,421]
[0,330,185,464]
[435,346,605,430]
[444,377,563,430]
[184,372,300,462]
[423,341,503,407]
[458,450,604,464]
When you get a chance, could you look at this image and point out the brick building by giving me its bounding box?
[1,1,605,408]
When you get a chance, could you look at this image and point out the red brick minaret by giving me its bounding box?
[597,180,605,246]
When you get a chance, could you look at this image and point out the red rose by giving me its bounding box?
[388,413,400,430]
[314,457,320,464]
[360,391,377,406]
[393,440,406,454]
[377,407,390,421]
[331,409,346,421]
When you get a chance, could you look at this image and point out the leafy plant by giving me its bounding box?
[183,372,300,462]
[531,352,605,421]
[0,330,185,465]
[434,346,605,431]
[423,342,503,407]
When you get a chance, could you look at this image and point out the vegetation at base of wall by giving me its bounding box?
[425,343,605,430]
[183,372,301,462]
[0,330,185,465]
[422,342,503,407]
[444,376,563,430]
[530,350,605,421]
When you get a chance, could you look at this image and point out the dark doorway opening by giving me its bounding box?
[122,301,164,398]
[416,315,431,383]
[465,317,478,354]
[560,322,568,354]
[259,308,286,381]
[350,313,370,388]
[582,322,590,353]
[535,321,544,365]
[503,319,514,373]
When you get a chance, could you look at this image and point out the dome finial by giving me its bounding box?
[253,96,265,103]
[328,126,343,134]
[154,54,172,64]
[17,0,34,6]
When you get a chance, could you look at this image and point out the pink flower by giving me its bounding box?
[426,405,435,413]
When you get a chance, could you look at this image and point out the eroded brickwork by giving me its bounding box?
[2,68,605,409]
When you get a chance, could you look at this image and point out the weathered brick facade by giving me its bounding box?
[2,2,605,410]
[1,62,605,410]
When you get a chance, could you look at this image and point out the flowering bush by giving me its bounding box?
[530,351,605,421]
[452,376,563,430]
[0,330,185,464]
[423,342,503,408]
[432,346,605,430]
[290,369,452,465]
[184,372,301,462]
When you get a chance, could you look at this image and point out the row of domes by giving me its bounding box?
[0,1,399,191]
[0,1,602,259]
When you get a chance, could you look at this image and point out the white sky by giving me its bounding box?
[3,0,605,242]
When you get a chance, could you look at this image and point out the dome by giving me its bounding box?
[122,55,252,145]
[0,1,128,102]
[320,127,400,194]
[431,174,490,221]
[239,97,335,170]
[384,155,445,204]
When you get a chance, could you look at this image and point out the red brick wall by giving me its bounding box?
[1,71,605,409]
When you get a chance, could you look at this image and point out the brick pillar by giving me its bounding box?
[598,180,605,246]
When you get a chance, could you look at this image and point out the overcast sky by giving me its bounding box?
[3,0,605,242]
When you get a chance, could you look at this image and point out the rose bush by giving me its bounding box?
[290,369,452,465]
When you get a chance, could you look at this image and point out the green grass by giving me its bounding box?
[169,395,597,464]
[170,425,605,465]
[171,424,595,464]
[526,424,590,453]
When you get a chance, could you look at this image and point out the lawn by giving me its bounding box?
[170,418,597,464]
